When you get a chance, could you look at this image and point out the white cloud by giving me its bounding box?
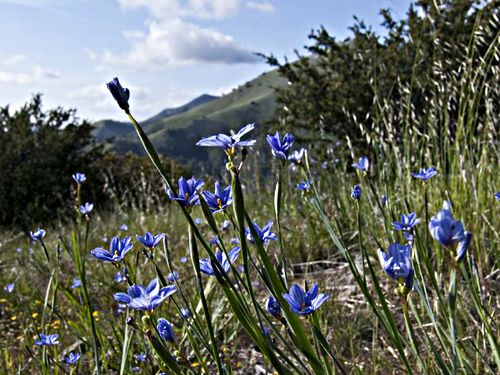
[3,54,27,65]
[246,1,274,13]
[100,0,260,69]
[0,66,60,85]
[95,19,260,69]
[117,0,240,20]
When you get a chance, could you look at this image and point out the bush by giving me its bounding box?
[0,95,189,229]
[0,94,99,229]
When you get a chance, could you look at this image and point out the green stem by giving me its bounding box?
[402,299,429,374]
[274,165,288,287]
[449,266,458,374]
[188,225,223,374]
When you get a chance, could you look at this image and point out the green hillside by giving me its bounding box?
[92,93,219,141]
[94,69,286,172]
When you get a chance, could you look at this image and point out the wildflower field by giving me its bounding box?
[1,2,499,375]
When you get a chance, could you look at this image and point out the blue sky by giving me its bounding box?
[0,0,412,121]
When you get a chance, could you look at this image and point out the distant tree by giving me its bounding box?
[263,0,498,154]
[0,94,100,228]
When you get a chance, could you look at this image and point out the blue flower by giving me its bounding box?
[288,148,305,165]
[282,284,329,316]
[4,283,14,293]
[167,271,179,283]
[209,237,220,246]
[429,201,472,262]
[180,308,191,319]
[392,212,421,231]
[352,156,369,171]
[119,224,128,231]
[403,232,414,242]
[63,352,80,365]
[411,167,437,181]
[381,194,387,206]
[114,271,126,283]
[114,278,177,311]
[194,218,203,225]
[136,232,164,249]
[222,220,231,231]
[261,326,271,337]
[80,202,94,215]
[495,192,500,201]
[199,247,240,276]
[202,182,232,214]
[72,172,86,184]
[266,131,294,160]
[134,353,147,362]
[351,185,362,201]
[196,123,256,157]
[245,221,277,245]
[377,243,414,291]
[180,256,188,263]
[71,278,81,289]
[265,295,281,318]
[296,180,312,192]
[30,228,46,241]
[157,318,175,343]
[167,177,204,207]
[35,333,59,346]
[91,236,133,263]
[106,77,130,112]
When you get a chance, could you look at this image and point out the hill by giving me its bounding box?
[92,93,219,141]
[93,69,286,172]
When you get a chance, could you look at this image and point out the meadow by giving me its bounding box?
[0,4,499,375]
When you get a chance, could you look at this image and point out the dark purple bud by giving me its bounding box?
[106,77,130,112]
